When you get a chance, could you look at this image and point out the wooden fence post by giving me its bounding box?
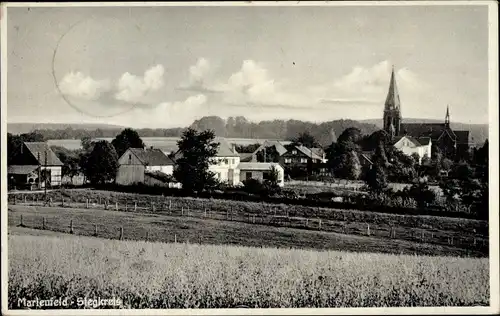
[86,198,89,209]
[204,209,207,217]
[134,202,137,211]
[421,230,425,242]
[119,227,123,240]
[152,202,155,212]
[125,203,128,211]
[169,200,172,210]
[450,236,453,245]
[24,195,27,204]
[253,214,256,224]
[174,234,177,243]
[474,237,477,246]
[305,218,308,227]
[99,197,101,206]
[20,215,24,227]
[35,196,38,204]
[318,219,322,230]
[367,223,370,236]
[116,202,118,211]
[70,220,74,234]
[93,224,97,237]
[42,217,46,230]
[146,231,149,241]
[49,198,52,207]
[181,207,184,216]
[62,198,64,207]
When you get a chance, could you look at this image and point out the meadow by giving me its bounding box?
[8,231,490,309]
[8,204,488,257]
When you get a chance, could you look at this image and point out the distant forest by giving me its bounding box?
[9,116,380,147]
[8,115,488,146]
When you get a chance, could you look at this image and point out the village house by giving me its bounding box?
[116,147,175,186]
[392,135,432,163]
[248,140,289,162]
[238,162,285,187]
[7,142,63,190]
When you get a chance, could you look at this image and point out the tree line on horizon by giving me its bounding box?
[10,116,382,147]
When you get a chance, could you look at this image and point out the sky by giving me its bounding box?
[5,4,491,128]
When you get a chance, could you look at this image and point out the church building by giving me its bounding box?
[382,67,471,161]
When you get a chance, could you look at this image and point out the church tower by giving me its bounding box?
[445,105,450,128]
[383,66,402,138]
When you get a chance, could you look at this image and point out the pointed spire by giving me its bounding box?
[445,105,450,126]
[384,66,401,111]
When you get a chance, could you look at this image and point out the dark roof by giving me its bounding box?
[453,131,470,144]
[24,142,63,166]
[310,147,325,158]
[417,137,431,145]
[400,123,446,138]
[253,140,288,156]
[129,148,174,166]
[8,165,39,175]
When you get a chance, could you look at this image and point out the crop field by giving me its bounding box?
[8,205,488,257]
[8,231,489,309]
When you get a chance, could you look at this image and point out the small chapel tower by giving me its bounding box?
[445,105,450,128]
[383,66,402,138]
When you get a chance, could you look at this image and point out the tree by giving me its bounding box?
[111,128,145,158]
[411,153,421,165]
[407,182,437,208]
[364,164,388,193]
[337,127,362,146]
[263,165,281,195]
[333,150,362,180]
[235,143,260,153]
[292,131,320,148]
[52,146,81,182]
[82,140,119,185]
[173,128,219,194]
[474,139,489,166]
[256,146,280,163]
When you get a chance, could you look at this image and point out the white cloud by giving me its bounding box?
[130,94,208,128]
[115,64,165,103]
[313,60,426,106]
[59,72,111,101]
[214,60,307,108]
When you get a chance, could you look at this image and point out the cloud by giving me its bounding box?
[58,72,111,101]
[178,58,217,93]
[312,60,426,106]
[115,64,165,103]
[130,94,208,128]
[214,60,308,108]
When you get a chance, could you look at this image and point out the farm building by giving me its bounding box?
[116,147,175,186]
[7,142,63,190]
[172,138,242,186]
[238,162,285,187]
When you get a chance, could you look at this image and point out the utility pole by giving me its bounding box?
[37,152,41,190]
[44,150,48,200]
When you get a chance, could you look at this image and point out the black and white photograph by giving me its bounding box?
[1,1,498,314]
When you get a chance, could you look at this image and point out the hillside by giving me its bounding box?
[360,118,488,146]
[7,123,126,135]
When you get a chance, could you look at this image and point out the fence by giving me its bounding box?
[8,194,489,253]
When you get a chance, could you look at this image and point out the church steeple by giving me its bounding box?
[383,65,402,136]
[445,105,450,128]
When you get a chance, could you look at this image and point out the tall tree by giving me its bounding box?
[173,128,219,193]
[82,140,119,185]
[364,163,388,193]
[292,131,320,148]
[111,128,145,158]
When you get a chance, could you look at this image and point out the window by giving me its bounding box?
[284,158,292,164]
[301,158,308,163]
[263,172,270,180]
[128,154,132,161]
[245,172,252,180]
[292,150,297,155]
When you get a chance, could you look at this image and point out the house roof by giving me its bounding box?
[239,152,254,162]
[237,162,282,171]
[360,154,373,165]
[295,145,324,160]
[8,165,39,175]
[215,138,240,157]
[24,142,63,166]
[393,135,422,147]
[253,140,288,156]
[128,148,174,166]
[310,147,325,158]
[417,137,432,146]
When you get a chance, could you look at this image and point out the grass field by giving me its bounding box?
[8,205,487,257]
[10,189,489,235]
[8,231,489,309]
